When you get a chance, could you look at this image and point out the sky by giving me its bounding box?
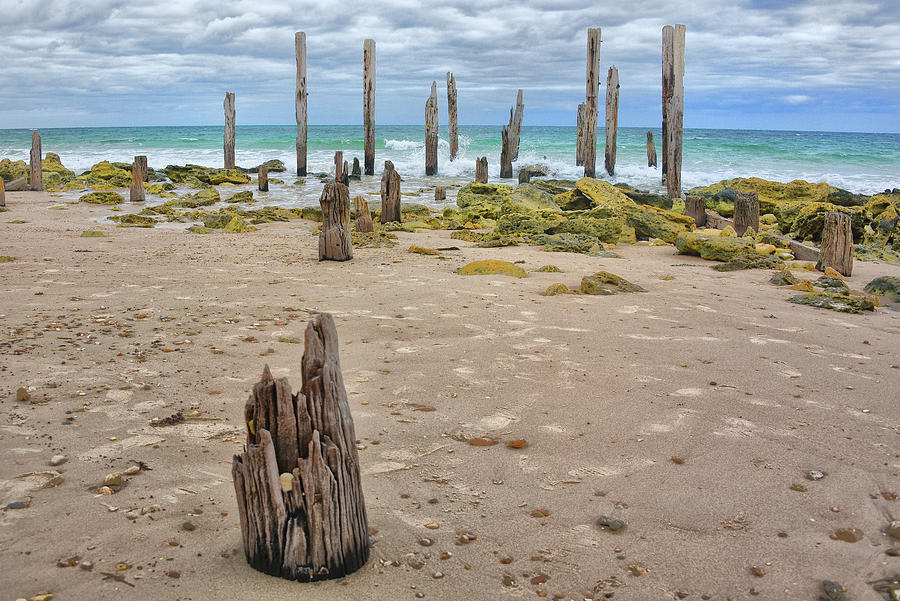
[0,0,898,132]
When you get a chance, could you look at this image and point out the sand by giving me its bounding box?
[1,190,899,601]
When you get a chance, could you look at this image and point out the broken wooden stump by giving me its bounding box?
[518,170,531,184]
[425,82,439,176]
[434,186,446,201]
[510,89,524,161]
[685,195,707,227]
[582,27,601,174]
[364,39,376,176]
[130,155,147,201]
[342,161,350,187]
[646,131,657,168]
[258,165,269,192]
[333,151,346,185]
[29,130,43,191]
[816,211,854,276]
[380,160,401,224]
[447,72,458,161]
[296,32,308,176]
[605,66,619,176]
[350,158,361,180]
[0,178,5,207]
[224,92,236,169]
[355,195,374,233]
[318,181,353,261]
[583,106,597,178]
[662,24,685,187]
[664,94,683,198]
[232,313,369,581]
[733,190,759,236]
[576,103,586,166]
[475,157,488,183]
[5,177,26,191]
[500,125,513,179]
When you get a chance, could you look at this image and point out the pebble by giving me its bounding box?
[49,455,67,466]
[79,561,93,570]
[418,537,434,547]
[104,473,122,487]
[7,501,27,510]
[432,571,444,579]
[182,521,196,531]
[415,593,425,599]
[96,486,112,496]
[885,548,899,557]
[822,580,846,601]
[596,516,626,531]
[888,520,900,540]
[124,465,140,476]
[807,470,826,481]
[16,387,30,402]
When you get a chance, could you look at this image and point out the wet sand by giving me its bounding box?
[2,190,899,601]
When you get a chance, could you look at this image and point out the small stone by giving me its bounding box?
[596,516,626,531]
[806,470,826,481]
[16,387,31,402]
[432,571,444,579]
[885,548,899,557]
[418,537,434,547]
[415,593,425,598]
[424,523,439,530]
[167,570,181,578]
[830,528,863,543]
[6,501,27,509]
[49,455,67,466]
[104,473,122,487]
[124,465,140,476]
[751,566,765,577]
[29,594,53,601]
[79,561,93,570]
[888,520,900,539]
[182,521,196,531]
[822,580,846,601]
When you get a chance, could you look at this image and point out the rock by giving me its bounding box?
[86,161,131,187]
[712,254,784,271]
[675,231,755,262]
[519,164,549,178]
[789,280,815,292]
[182,521,196,531]
[109,213,157,228]
[614,183,674,210]
[456,182,513,210]
[16,387,30,402]
[542,283,576,296]
[162,164,250,185]
[223,215,255,233]
[457,260,526,278]
[532,233,601,254]
[124,465,140,476]
[104,473,122,486]
[770,270,799,286]
[789,292,878,313]
[79,191,124,205]
[203,213,233,229]
[888,520,900,539]
[596,516,626,531]
[408,245,440,255]
[49,455,67,466]
[536,264,562,272]
[580,271,646,295]
[822,580,846,601]
[7,501,27,509]
[302,206,323,222]
[225,190,254,203]
[815,275,850,291]
[864,276,900,303]
[755,243,777,255]
[503,184,561,212]
[0,157,28,182]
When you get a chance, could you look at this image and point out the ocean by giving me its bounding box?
[1,125,897,208]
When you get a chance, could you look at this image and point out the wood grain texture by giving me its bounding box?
[583,106,597,178]
[351,158,361,179]
[447,72,458,161]
[232,314,369,581]
[258,165,269,192]
[0,178,5,207]
[733,190,759,236]
[510,89,524,161]
[363,39,376,176]
[664,94,682,198]
[575,103,586,166]
[318,181,353,261]
[816,211,854,276]
[380,160,401,224]
[434,186,446,201]
[425,82,439,176]
[296,32,308,176]
[586,28,601,112]
[646,131,657,168]
[29,130,43,191]
[224,92,236,170]
[475,157,488,183]
[661,25,673,183]
[604,66,619,176]
[130,155,147,202]
[500,124,513,179]
[686,195,707,227]
[354,195,374,233]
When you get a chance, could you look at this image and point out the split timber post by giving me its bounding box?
[510,89,524,161]
[500,125,513,179]
[380,160,401,224]
[816,212,854,276]
[646,131,657,167]
[733,191,759,236]
[334,151,343,183]
[258,165,269,192]
[425,82,439,176]
[0,178,5,207]
[434,187,446,201]
[583,106,597,178]
[296,32,308,176]
[582,27,601,173]
[662,24,685,188]
[318,181,353,261]
[604,66,619,176]
[447,72,458,161]
[475,157,488,183]
[355,195,374,233]
[130,155,147,201]
[232,313,369,580]
[342,161,350,188]
[351,158,361,179]
[29,130,43,191]
[363,39,376,176]
[685,195,706,227]
[665,94,683,198]
[224,92,236,170]
[575,103,586,166]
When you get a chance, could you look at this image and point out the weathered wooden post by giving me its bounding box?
[434,186,446,201]
[0,178,6,207]
[583,106,597,178]
[475,157,488,183]
[318,181,353,261]
[355,195,374,233]
[232,313,369,580]
[816,212,854,276]
[351,158,361,179]
[576,103,586,166]
[518,170,530,184]
[500,125,513,179]
[582,28,601,173]
[662,24,685,186]
[258,165,269,192]
[29,130,43,191]
[605,66,619,176]
[296,32,308,176]
[425,82,439,176]
[363,39,376,176]
[130,155,147,201]
[447,72,458,161]
[510,89,524,161]
[665,95,683,198]
[342,161,350,187]
[646,131,657,167]
[733,191,759,236]
[380,160,401,224]
[224,92,236,169]
[334,151,343,182]
[685,195,706,227]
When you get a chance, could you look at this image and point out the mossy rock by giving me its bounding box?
[0,158,27,182]
[554,189,593,211]
[770,270,799,286]
[80,230,105,237]
[352,230,398,248]
[532,180,576,195]
[147,182,176,195]
[536,265,562,272]
[456,182,513,209]
[614,184,674,210]
[408,245,440,255]
[450,230,492,243]
[457,259,526,278]
[225,190,254,203]
[88,161,131,187]
[237,159,286,174]
[503,184,561,213]
[203,213,234,229]
[531,233,599,254]
[854,244,900,265]
[581,271,646,295]
[814,275,849,292]
[475,236,521,248]
[168,187,220,208]
[80,191,124,205]
[675,231,754,261]
[789,292,877,313]
[442,204,500,228]
[110,213,157,228]
[42,153,74,187]
[186,225,215,234]
[162,164,250,185]
[0,255,17,262]
[712,254,784,271]
[863,275,900,302]
[577,178,693,242]
[542,283,576,296]
[302,206,323,222]
[224,215,255,233]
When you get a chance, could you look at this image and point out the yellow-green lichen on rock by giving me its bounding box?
[789,291,877,313]
[0,158,27,182]
[580,271,647,295]
[223,215,255,233]
[80,191,124,205]
[457,259,526,278]
[542,283,577,296]
[408,245,441,255]
[675,231,755,261]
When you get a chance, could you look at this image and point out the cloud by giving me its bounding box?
[783,94,813,104]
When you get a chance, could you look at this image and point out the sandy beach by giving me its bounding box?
[2,190,899,601]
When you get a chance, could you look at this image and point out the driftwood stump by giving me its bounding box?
[363,39,376,176]
[475,157,488,183]
[816,211,854,276]
[605,66,619,176]
[733,191,759,236]
[434,186,446,201]
[296,32,308,176]
[425,82,439,176]
[29,131,43,191]
[380,160,401,224]
[518,170,531,184]
[575,103,586,166]
[259,165,269,192]
[646,131,657,168]
[351,158,361,180]
[342,161,350,187]
[319,182,353,261]
[510,89,524,161]
[224,92,236,170]
[447,72,458,161]
[685,195,707,227]
[583,106,597,178]
[500,125,513,179]
[130,155,147,202]
[0,178,6,207]
[232,313,369,581]
[355,196,374,233]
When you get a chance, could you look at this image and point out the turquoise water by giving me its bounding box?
[1,125,898,200]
